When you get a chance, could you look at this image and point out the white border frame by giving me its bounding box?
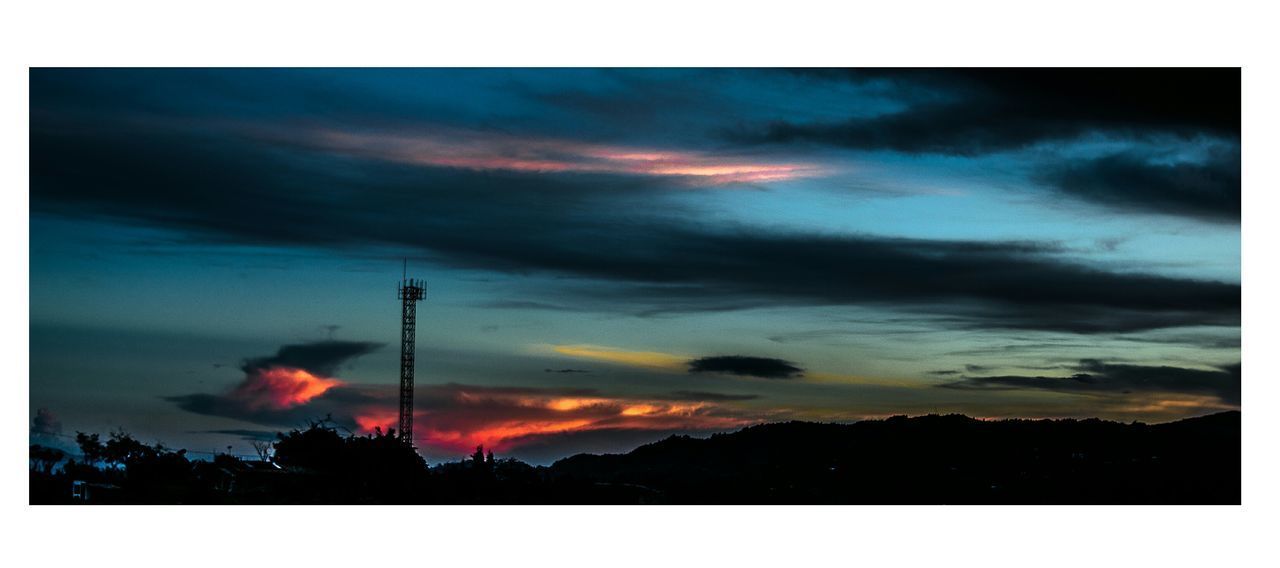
[5,2,1275,567]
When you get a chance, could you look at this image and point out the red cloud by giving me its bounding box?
[229,366,344,411]
[354,384,755,454]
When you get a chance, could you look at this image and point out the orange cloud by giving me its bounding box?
[1108,393,1239,417]
[354,410,399,434]
[354,385,754,454]
[229,366,343,410]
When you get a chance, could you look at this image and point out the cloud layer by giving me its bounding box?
[30,69,1239,334]
[939,359,1240,405]
[731,69,1241,221]
[735,69,1239,155]
[1034,148,1240,222]
[30,119,1238,333]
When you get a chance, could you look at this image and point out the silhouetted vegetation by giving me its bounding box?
[30,411,1239,504]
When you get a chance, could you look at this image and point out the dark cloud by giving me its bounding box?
[561,235,1239,333]
[200,429,279,441]
[945,342,1094,356]
[241,340,383,376]
[733,68,1239,155]
[164,388,377,430]
[939,359,1240,404]
[544,368,591,374]
[667,390,760,402]
[526,70,721,129]
[766,330,853,343]
[477,300,577,311]
[1112,333,1240,350]
[688,356,804,380]
[930,305,1239,335]
[30,87,1238,334]
[1035,149,1240,222]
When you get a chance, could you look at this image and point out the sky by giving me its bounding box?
[28,68,1240,464]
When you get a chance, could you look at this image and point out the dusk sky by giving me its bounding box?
[29,68,1240,463]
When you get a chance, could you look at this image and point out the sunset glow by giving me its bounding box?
[349,385,753,453]
[354,410,399,433]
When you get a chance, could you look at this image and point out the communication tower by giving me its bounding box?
[397,263,426,445]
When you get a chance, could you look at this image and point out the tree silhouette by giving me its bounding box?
[102,430,156,467]
[251,440,273,461]
[74,432,105,466]
[29,445,64,474]
[31,412,1240,505]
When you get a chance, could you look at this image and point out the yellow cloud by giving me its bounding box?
[548,344,688,371]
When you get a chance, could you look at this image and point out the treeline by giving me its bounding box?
[30,424,561,504]
[30,411,1241,504]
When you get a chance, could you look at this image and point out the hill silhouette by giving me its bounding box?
[30,412,1239,504]
[547,411,1240,504]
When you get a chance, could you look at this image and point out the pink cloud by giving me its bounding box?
[352,383,756,453]
[305,127,824,185]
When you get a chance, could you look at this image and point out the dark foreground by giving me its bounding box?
[30,411,1239,504]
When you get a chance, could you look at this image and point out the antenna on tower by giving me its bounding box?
[396,260,426,446]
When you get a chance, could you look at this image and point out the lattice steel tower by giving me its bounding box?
[397,268,426,445]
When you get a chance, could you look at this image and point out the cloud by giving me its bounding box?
[1112,333,1240,350]
[548,346,802,381]
[477,300,576,312]
[224,367,344,411]
[200,429,279,441]
[407,383,755,454]
[688,356,804,379]
[667,390,760,402]
[32,408,63,436]
[305,126,821,185]
[1034,149,1240,222]
[731,68,1239,156]
[30,408,77,455]
[550,344,688,371]
[168,341,383,424]
[30,83,1239,334]
[241,340,383,376]
[939,359,1240,405]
